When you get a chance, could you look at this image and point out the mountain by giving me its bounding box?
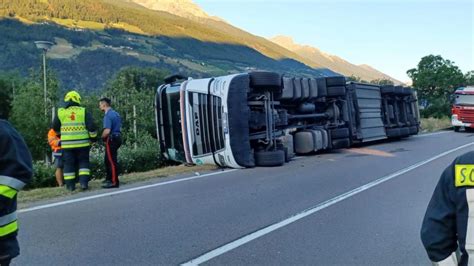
[128,0,220,21]
[270,35,401,84]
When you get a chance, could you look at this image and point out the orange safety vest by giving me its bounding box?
[47,129,62,155]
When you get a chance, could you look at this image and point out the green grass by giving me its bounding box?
[420,117,452,132]
[18,164,218,207]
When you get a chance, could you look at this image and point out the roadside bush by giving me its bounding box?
[27,138,164,189]
[30,161,56,189]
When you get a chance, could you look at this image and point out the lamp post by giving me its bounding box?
[34,41,54,116]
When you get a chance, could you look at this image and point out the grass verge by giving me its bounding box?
[18,164,218,207]
[420,117,451,133]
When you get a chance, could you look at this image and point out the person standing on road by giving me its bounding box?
[52,91,97,191]
[0,119,33,266]
[421,151,474,265]
[47,128,64,187]
[99,97,122,189]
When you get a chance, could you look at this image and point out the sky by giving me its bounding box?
[194,0,473,82]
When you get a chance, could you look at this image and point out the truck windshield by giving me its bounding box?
[158,85,185,162]
[455,94,474,105]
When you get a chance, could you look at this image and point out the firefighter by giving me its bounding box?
[421,151,474,265]
[52,91,97,191]
[0,119,33,266]
[47,128,64,187]
[99,97,122,189]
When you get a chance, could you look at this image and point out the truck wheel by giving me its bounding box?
[249,72,281,92]
[326,76,346,87]
[386,128,401,138]
[381,85,395,94]
[330,128,350,139]
[409,126,419,135]
[332,138,350,149]
[327,86,346,97]
[454,126,460,132]
[400,127,410,137]
[255,150,285,167]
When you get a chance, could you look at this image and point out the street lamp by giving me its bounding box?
[34,41,54,116]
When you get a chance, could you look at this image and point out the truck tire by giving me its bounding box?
[394,86,404,95]
[386,128,401,138]
[316,78,327,97]
[400,127,410,137]
[330,128,350,139]
[381,85,395,94]
[327,86,346,97]
[326,76,346,87]
[255,150,285,167]
[332,138,350,149]
[249,72,281,92]
[409,126,419,135]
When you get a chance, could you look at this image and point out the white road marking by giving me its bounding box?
[415,131,451,138]
[19,169,238,213]
[182,141,474,265]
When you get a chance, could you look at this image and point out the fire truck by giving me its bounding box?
[452,86,474,132]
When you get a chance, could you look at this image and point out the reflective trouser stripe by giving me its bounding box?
[78,168,90,176]
[0,220,18,237]
[52,152,62,157]
[64,173,76,180]
[0,212,17,227]
[89,131,97,138]
[0,185,17,199]
[466,189,474,264]
[432,252,458,266]
[0,175,26,190]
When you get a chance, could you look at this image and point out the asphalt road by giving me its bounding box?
[14,130,474,265]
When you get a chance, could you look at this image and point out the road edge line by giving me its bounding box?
[181,141,474,265]
[19,169,238,213]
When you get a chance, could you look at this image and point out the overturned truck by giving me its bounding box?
[155,72,420,168]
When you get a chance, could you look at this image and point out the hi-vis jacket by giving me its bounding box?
[0,119,32,260]
[421,151,474,266]
[52,103,97,149]
[47,128,61,156]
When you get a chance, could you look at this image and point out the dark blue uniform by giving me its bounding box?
[103,109,122,187]
[421,151,474,265]
[0,120,32,265]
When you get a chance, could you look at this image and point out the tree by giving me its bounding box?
[10,70,59,160]
[407,55,465,99]
[465,71,474,86]
[407,55,466,118]
[0,73,20,119]
[103,67,168,146]
[370,79,394,86]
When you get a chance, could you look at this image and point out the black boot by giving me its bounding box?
[102,181,119,189]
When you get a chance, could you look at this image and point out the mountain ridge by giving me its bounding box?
[270,35,401,84]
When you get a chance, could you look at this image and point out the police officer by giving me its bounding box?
[52,91,97,191]
[421,151,474,265]
[0,119,33,266]
[99,97,122,189]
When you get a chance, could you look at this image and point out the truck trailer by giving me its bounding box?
[155,72,420,169]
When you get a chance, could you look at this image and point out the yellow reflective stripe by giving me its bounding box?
[0,212,17,227]
[0,220,18,237]
[78,168,90,176]
[455,164,474,187]
[0,185,17,199]
[0,175,26,190]
[64,173,76,180]
[89,131,97,138]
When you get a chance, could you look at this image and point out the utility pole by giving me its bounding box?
[34,41,54,117]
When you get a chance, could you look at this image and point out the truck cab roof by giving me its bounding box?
[455,86,474,94]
